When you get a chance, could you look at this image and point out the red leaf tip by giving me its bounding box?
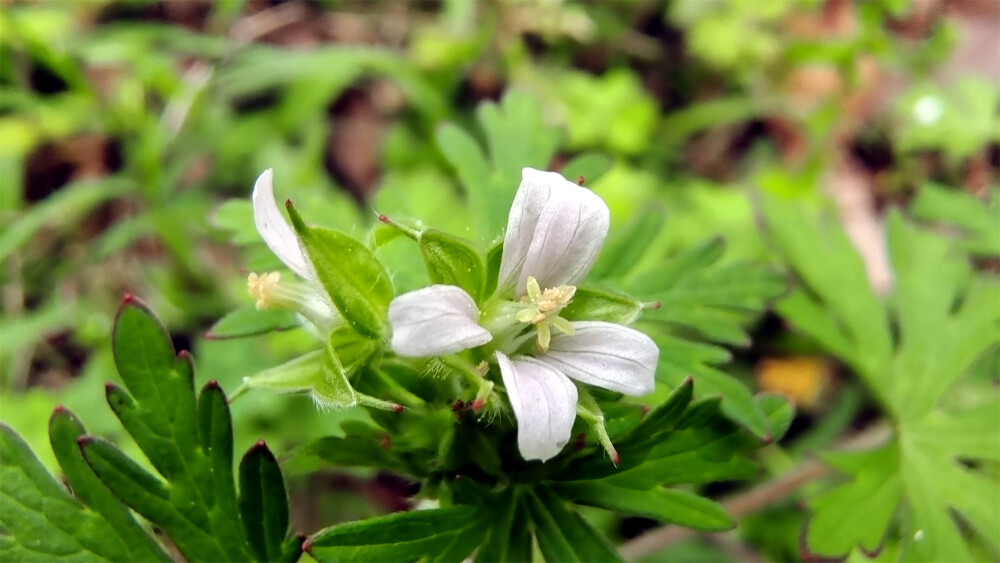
[122,293,134,303]
[393,404,404,413]
[206,379,219,389]
[53,405,66,414]
[378,213,388,222]
[762,434,774,445]
[471,399,484,412]
[302,538,313,552]
[76,435,92,446]
[611,451,621,466]
[104,381,115,392]
[284,199,292,208]
[177,350,191,359]
[576,175,585,185]
[255,439,267,448]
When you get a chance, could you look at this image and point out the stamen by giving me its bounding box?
[247,271,282,309]
[515,276,578,350]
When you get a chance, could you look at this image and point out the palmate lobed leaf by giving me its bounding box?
[762,194,1000,560]
[0,421,169,563]
[82,296,296,562]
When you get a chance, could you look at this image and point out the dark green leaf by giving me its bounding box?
[239,442,290,563]
[526,487,622,563]
[476,489,532,563]
[48,409,170,562]
[206,306,300,339]
[554,482,734,531]
[307,506,488,563]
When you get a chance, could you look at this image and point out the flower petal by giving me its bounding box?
[252,169,315,281]
[388,285,492,357]
[541,321,658,396]
[496,351,578,462]
[497,168,610,296]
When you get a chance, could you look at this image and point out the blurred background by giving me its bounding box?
[1,0,997,560]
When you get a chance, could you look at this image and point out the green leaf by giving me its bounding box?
[526,487,622,563]
[0,423,167,562]
[48,409,170,562]
[206,306,300,339]
[306,506,489,563]
[589,205,665,280]
[418,229,486,301]
[475,489,532,563]
[239,442,290,563]
[911,184,1000,256]
[560,153,613,186]
[286,203,393,338]
[561,286,643,325]
[805,443,903,558]
[554,482,734,531]
[80,297,293,562]
[765,196,1000,559]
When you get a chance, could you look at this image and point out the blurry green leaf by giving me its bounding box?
[207,306,301,339]
[287,203,393,338]
[765,196,1000,559]
[306,506,488,563]
[555,482,734,531]
[0,177,128,262]
[589,206,666,280]
[911,184,999,256]
[806,443,903,558]
[560,153,613,186]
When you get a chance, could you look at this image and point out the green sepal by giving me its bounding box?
[418,228,486,301]
[561,286,644,325]
[239,441,291,563]
[242,347,358,409]
[483,239,503,297]
[285,202,393,338]
[306,505,489,563]
[207,306,300,339]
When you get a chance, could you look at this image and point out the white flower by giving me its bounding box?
[387,167,659,462]
[247,169,337,330]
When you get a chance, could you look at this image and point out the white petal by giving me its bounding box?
[497,168,610,296]
[496,351,578,462]
[252,169,315,281]
[388,285,492,357]
[541,321,658,396]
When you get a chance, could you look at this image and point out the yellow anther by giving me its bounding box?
[516,276,577,351]
[247,271,281,309]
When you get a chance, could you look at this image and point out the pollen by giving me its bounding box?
[516,276,577,350]
[247,271,281,309]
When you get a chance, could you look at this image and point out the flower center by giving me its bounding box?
[247,271,283,309]
[514,276,576,351]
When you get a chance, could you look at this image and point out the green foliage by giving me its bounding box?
[910,184,1000,257]
[0,297,298,562]
[762,195,1000,560]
